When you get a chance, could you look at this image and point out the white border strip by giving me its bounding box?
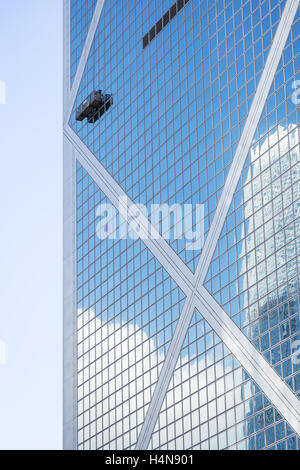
[136,0,300,449]
[195,0,300,285]
[64,0,106,126]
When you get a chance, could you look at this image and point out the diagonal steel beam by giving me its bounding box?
[195,0,300,286]
[136,0,300,449]
[64,125,195,293]
[63,0,71,117]
[137,282,300,449]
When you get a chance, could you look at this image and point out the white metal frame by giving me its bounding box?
[63,0,300,450]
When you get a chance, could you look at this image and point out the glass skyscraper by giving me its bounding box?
[63,0,300,450]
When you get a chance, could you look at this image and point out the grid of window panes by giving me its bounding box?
[149,309,299,450]
[70,0,97,85]
[76,163,185,450]
[205,8,300,398]
[70,0,287,273]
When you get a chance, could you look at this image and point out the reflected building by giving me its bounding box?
[64,0,300,450]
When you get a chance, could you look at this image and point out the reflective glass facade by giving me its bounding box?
[205,9,300,396]
[69,0,287,272]
[64,0,300,451]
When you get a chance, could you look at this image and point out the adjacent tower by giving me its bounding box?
[64,0,300,450]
